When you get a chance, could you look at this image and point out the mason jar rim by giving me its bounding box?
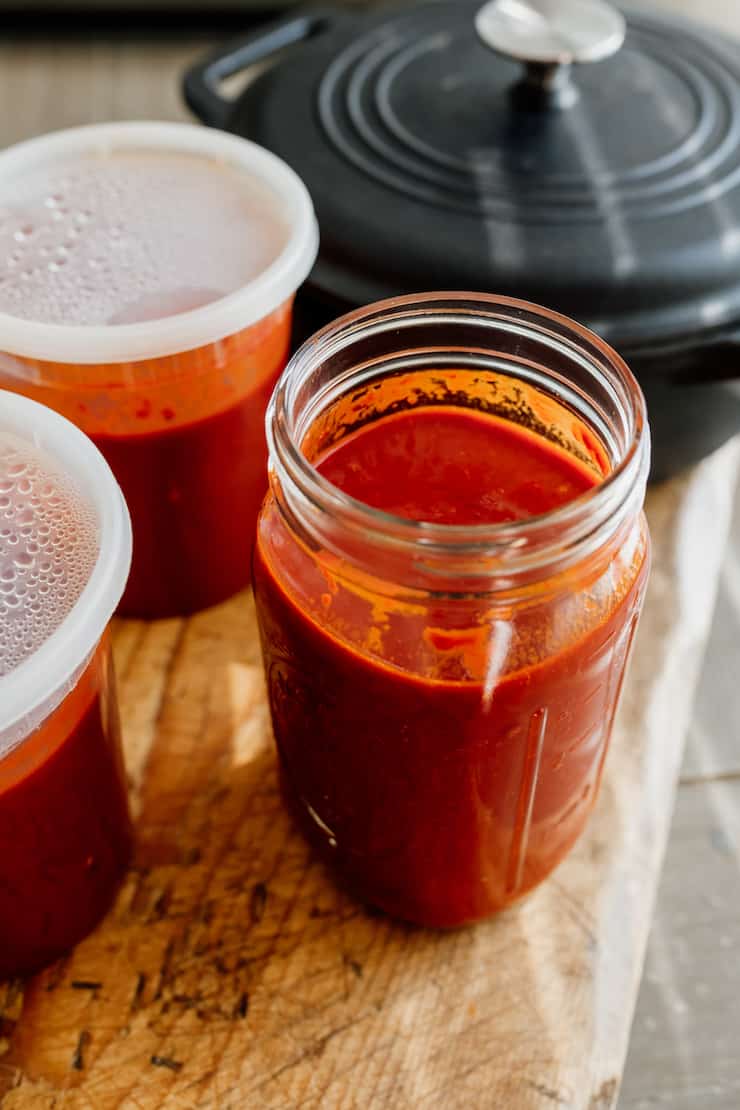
[267,292,650,583]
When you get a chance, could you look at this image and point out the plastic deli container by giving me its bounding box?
[0,389,132,977]
[254,294,651,927]
[0,121,318,617]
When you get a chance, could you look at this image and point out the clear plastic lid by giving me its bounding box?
[0,121,319,363]
[0,390,131,752]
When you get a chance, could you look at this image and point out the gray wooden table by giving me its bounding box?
[0,3,737,1106]
[613,4,740,1107]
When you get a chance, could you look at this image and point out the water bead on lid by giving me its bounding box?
[0,150,291,327]
[0,431,98,680]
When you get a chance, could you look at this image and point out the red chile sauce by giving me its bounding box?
[0,639,131,977]
[254,376,649,927]
[96,365,277,617]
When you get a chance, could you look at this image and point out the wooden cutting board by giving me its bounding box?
[1,442,738,1110]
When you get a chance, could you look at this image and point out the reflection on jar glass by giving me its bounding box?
[254,294,651,928]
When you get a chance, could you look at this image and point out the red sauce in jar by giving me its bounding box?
[254,401,648,926]
[0,639,132,977]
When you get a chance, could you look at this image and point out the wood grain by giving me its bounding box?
[0,444,737,1110]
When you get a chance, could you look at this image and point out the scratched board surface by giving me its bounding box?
[0,442,737,1110]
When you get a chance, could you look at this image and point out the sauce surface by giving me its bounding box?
[255,397,648,926]
[317,406,597,523]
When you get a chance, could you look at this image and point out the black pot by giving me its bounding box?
[184,1,740,480]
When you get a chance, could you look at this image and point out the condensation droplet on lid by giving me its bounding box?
[0,430,98,688]
[0,150,289,327]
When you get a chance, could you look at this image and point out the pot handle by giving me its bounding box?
[634,327,740,384]
[184,9,340,130]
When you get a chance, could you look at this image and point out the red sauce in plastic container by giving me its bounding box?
[0,389,132,976]
[254,295,651,927]
[95,397,272,617]
[89,316,289,617]
[0,639,131,978]
[317,407,597,522]
[0,122,317,617]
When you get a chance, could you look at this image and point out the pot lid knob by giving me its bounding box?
[475,0,626,109]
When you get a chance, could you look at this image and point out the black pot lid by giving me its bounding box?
[193,0,740,351]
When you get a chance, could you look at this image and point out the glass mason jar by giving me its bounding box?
[253,294,651,928]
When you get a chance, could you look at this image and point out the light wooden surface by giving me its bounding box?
[0,5,737,1108]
